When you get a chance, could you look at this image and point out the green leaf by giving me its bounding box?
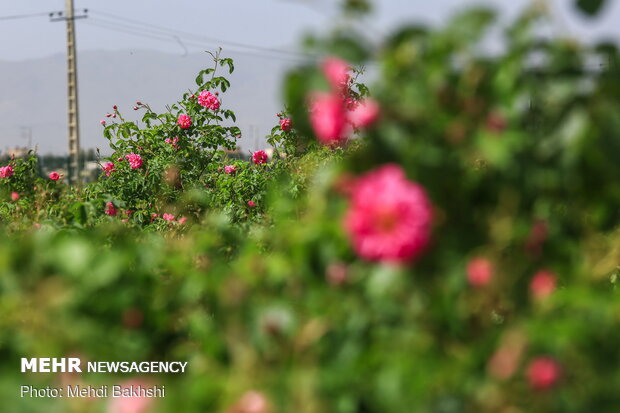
[576,0,607,16]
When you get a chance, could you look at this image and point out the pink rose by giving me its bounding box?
[527,357,561,391]
[103,162,116,177]
[466,257,494,287]
[279,118,292,132]
[530,270,556,300]
[100,120,106,126]
[197,90,221,110]
[224,165,237,174]
[125,153,143,169]
[105,202,117,216]
[178,217,188,225]
[252,150,268,165]
[49,171,60,181]
[344,164,433,263]
[247,200,256,207]
[164,137,180,150]
[163,213,175,221]
[11,192,19,201]
[322,57,350,91]
[230,391,269,413]
[347,98,380,129]
[309,92,348,146]
[177,114,192,129]
[0,165,14,178]
[106,379,154,413]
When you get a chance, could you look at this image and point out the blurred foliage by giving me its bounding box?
[2,2,620,413]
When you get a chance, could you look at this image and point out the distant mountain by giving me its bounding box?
[0,50,295,155]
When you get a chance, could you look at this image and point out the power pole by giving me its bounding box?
[51,3,88,185]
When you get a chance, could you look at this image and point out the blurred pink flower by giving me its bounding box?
[49,171,60,181]
[0,165,14,178]
[105,202,117,216]
[163,213,175,221]
[247,200,256,207]
[326,262,348,286]
[11,192,19,201]
[198,90,221,110]
[224,165,237,174]
[252,150,268,165]
[125,153,143,169]
[103,162,116,177]
[530,270,556,300]
[322,57,350,91]
[279,118,292,132]
[344,164,433,263]
[466,257,494,287]
[348,98,380,129]
[178,216,188,225]
[177,114,192,129]
[527,357,561,391]
[229,390,270,413]
[309,92,348,146]
[107,379,154,413]
[164,137,180,150]
[100,120,106,126]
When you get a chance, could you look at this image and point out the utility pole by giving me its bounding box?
[51,3,87,185]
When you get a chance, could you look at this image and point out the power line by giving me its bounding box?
[0,11,51,21]
[89,10,315,60]
[82,17,315,63]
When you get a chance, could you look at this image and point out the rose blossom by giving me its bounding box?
[348,98,380,129]
[344,164,433,263]
[125,153,143,169]
[11,192,19,201]
[105,202,117,216]
[102,162,116,177]
[527,357,561,391]
[0,165,14,178]
[164,137,180,150]
[247,200,256,207]
[177,114,192,129]
[252,150,268,165]
[224,165,237,174]
[49,171,60,181]
[197,90,220,110]
[530,270,557,300]
[106,379,154,413]
[163,213,175,221]
[310,92,348,146]
[178,217,188,225]
[279,118,292,132]
[466,257,494,287]
[232,390,270,413]
[322,57,350,91]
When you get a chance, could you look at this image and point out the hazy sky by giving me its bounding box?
[1,0,619,62]
[1,1,619,155]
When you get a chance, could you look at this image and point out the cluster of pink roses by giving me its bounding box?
[0,165,14,179]
[197,90,221,111]
[309,57,380,146]
[164,136,180,150]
